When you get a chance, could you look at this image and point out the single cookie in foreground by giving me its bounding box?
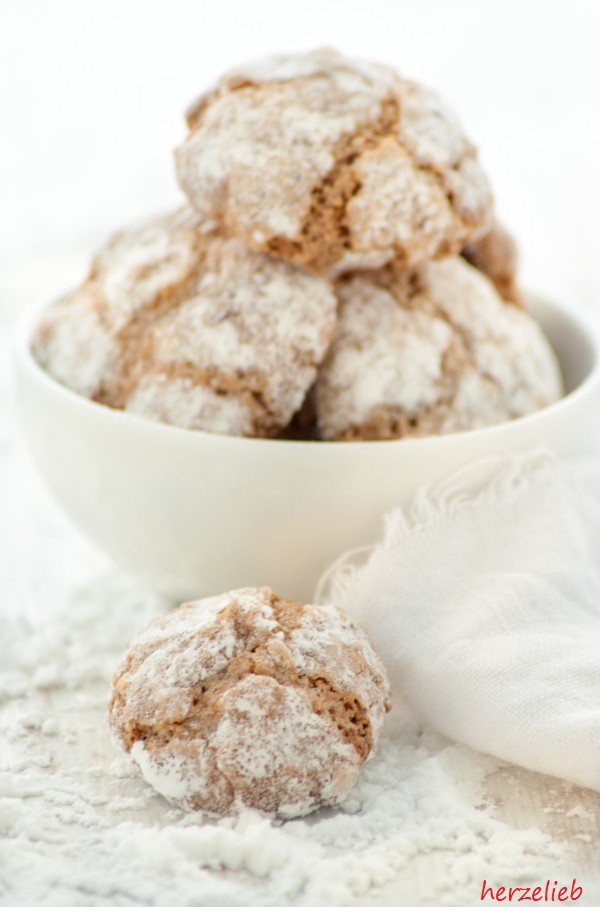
[32,208,337,438]
[175,47,493,275]
[108,587,391,818]
[314,257,563,441]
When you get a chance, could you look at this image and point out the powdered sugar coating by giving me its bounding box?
[346,138,457,272]
[135,236,337,433]
[108,587,391,818]
[213,677,359,818]
[32,209,337,437]
[315,258,563,440]
[32,288,119,398]
[125,376,254,435]
[90,208,201,331]
[175,48,492,274]
[286,605,389,745]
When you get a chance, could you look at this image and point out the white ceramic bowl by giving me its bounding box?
[15,294,600,603]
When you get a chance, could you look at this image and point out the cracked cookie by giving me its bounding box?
[175,48,493,275]
[314,257,563,441]
[108,587,391,817]
[32,208,337,437]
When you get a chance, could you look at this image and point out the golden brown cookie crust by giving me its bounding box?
[462,218,522,305]
[109,588,391,817]
[175,48,493,275]
[33,209,337,437]
[314,258,563,441]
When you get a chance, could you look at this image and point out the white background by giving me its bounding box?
[2,0,600,314]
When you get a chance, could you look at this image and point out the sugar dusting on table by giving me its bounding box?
[0,324,570,906]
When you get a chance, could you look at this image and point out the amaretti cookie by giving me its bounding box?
[175,48,493,275]
[463,218,521,305]
[33,208,337,437]
[314,257,563,441]
[108,587,391,818]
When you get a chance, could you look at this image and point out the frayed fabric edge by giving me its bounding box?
[315,447,563,607]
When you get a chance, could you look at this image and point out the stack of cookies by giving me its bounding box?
[34,48,563,441]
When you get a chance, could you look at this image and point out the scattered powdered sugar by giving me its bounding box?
[0,575,570,907]
[0,398,577,905]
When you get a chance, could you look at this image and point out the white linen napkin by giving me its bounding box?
[318,450,600,791]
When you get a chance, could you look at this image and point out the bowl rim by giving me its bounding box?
[14,290,600,452]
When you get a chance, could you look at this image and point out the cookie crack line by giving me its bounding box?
[268,595,377,762]
[108,589,391,819]
[175,51,494,277]
[271,95,401,274]
[94,254,208,409]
